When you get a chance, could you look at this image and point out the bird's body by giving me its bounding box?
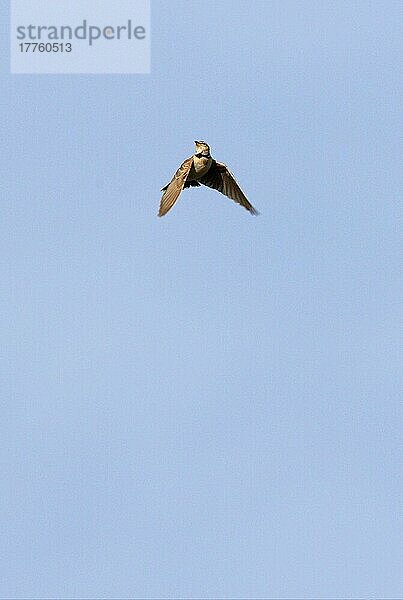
[191,154,213,178]
[158,141,258,217]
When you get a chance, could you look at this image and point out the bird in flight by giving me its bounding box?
[158,141,258,217]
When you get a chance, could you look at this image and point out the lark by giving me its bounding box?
[158,141,258,217]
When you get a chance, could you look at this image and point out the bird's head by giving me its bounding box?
[194,140,211,157]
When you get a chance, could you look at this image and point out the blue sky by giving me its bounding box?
[0,1,402,598]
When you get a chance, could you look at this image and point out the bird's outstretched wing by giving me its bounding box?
[199,160,258,215]
[159,157,194,217]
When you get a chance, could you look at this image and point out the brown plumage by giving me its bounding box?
[159,157,194,217]
[159,141,258,217]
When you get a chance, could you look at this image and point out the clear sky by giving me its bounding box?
[0,1,402,598]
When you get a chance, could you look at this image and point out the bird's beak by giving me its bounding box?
[194,140,199,144]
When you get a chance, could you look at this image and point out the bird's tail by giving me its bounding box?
[184,180,201,188]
